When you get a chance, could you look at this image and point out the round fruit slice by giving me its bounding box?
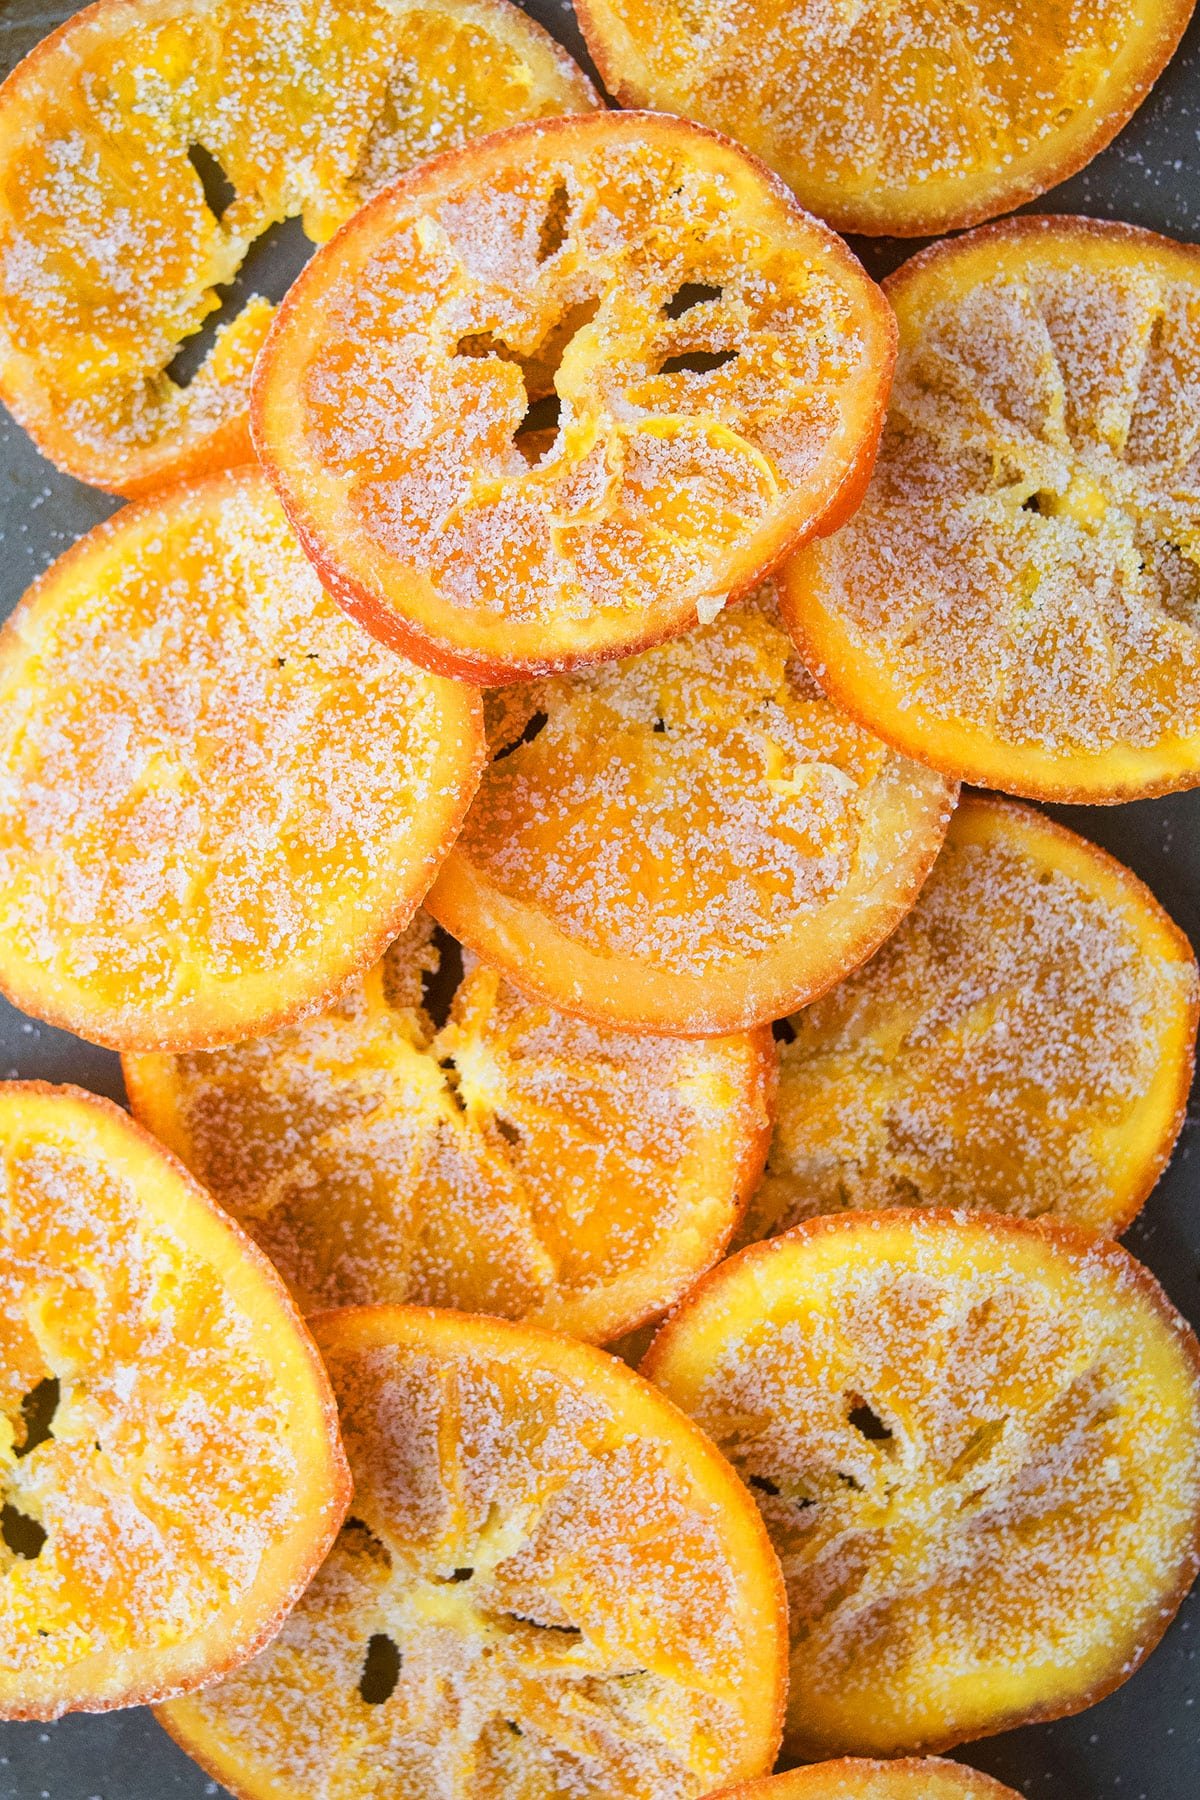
[253,109,896,681]
[643,1211,1200,1760]
[426,584,956,1035]
[159,1305,788,1799]
[123,913,775,1342]
[0,0,597,496]
[0,1082,348,1720]
[576,0,1194,240]
[0,467,483,1053]
[782,218,1200,802]
[711,1759,1024,1799]
[745,794,1199,1246]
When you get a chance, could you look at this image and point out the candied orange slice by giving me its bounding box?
[782,218,1200,802]
[576,1,1194,239]
[0,0,597,497]
[426,584,956,1035]
[0,1081,348,1719]
[253,109,896,681]
[123,913,774,1342]
[0,467,483,1053]
[160,1305,787,1798]
[746,794,1199,1246]
[644,1210,1200,1760]
[712,1759,1024,1799]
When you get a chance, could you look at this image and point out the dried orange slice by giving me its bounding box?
[426,585,956,1035]
[0,1081,348,1720]
[0,0,597,497]
[746,794,1199,1246]
[782,218,1200,802]
[643,1210,1200,1760]
[711,1759,1024,1800]
[160,1305,788,1798]
[575,1,1195,239]
[253,109,896,681]
[123,913,775,1342]
[0,466,483,1053]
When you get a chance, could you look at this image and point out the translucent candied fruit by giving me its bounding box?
[711,1757,1025,1799]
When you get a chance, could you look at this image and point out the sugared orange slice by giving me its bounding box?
[0,1082,348,1720]
[745,794,1198,1246]
[576,1,1195,239]
[0,0,597,496]
[253,109,896,681]
[782,218,1200,802]
[0,467,483,1052]
[123,913,775,1342]
[160,1305,788,1798]
[712,1759,1024,1800]
[427,585,956,1035]
[643,1211,1200,1760]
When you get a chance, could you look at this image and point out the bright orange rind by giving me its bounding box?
[711,1758,1025,1799]
[644,1210,1200,1760]
[0,1082,348,1720]
[0,0,597,496]
[0,467,483,1052]
[745,794,1199,1245]
[253,109,896,681]
[783,217,1200,802]
[160,1305,788,1799]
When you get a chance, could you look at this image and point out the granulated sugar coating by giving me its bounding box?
[644,1211,1200,1761]
[0,1083,348,1720]
[428,584,956,1035]
[0,467,484,1052]
[0,0,597,496]
[783,218,1200,803]
[711,1756,1025,1799]
[159,1306,788,1800]
[575,0,1194,238]
[123,913,775,1343]
[745,795,1199,1246]
[253,109,896,681]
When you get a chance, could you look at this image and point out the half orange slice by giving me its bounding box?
[711,1759,1025,1799]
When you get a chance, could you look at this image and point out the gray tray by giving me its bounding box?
[0,2,1197,1795]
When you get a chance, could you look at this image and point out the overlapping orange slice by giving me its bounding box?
[712,1760,1025,1799]
[160,1305,788,1799]
[783,218,1200,802]
[0,1082,348,1719]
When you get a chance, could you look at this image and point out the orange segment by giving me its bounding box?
[159,1305,788,1799]
[0,0,597,496]
[0,467,483,1052]
[712,1759,1025,1799]
[123,913,775,1342]
[576,0,1194,239]
[253,109,896,680]
[746,795,1199,1245]
[782,217,1200,802]
[0,1082,348,1720]
[643,1211,1200,1760]
[427,584,956,1035]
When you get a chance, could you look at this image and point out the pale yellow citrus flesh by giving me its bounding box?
[711,1756,1024,1799]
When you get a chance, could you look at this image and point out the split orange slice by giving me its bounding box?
[782,218,1200,802]
[253,109,896,681]
[745,794,1199,1246]
[123,913,775,1343]
[643,1210,1200,1760]
[427,584,956,1035]
[576,0,1195,239]
[0,0,597,496]
[0,467,483,1052]
[711,1759,1024,1800]
[0,1082,348,1720]
[160,1305,788,1798]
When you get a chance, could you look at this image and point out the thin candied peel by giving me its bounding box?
[711,1756,1025,1799]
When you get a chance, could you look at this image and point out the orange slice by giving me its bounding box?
[253,109,896,681]
[123,913,775,1342]
[0,466,483,1053]
[643,1210,1200,1760]
[0,1081,348,1719]
[575,1,1195,239]
[0,0,597,496]
[745,794,1199,1246]
[160,1305,788,1798]
[711,1759,1024,1799]
[782,217,1200,802]
[426,584,956,1035]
